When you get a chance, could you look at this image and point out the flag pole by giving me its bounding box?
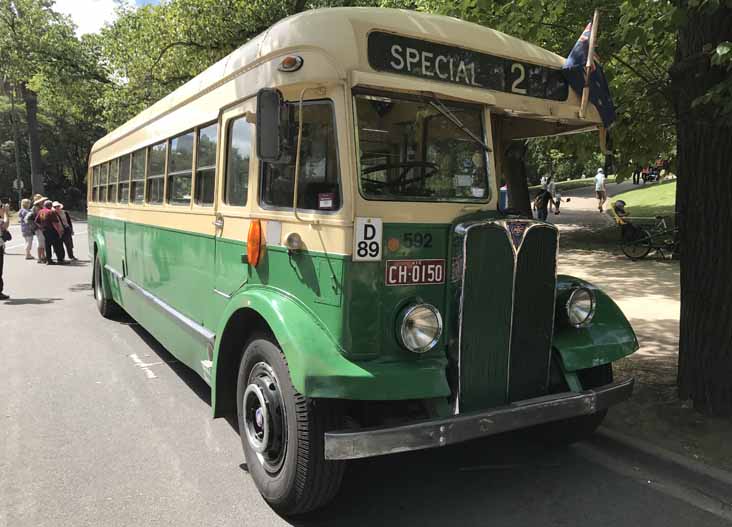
[579,9,600,119]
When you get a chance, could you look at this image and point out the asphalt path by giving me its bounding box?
[1,225,729,527]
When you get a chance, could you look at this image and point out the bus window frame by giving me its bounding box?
[166,128,195,207]
[108,157,119,204]
[130,148,147,205]
[258,98,343,215]
[146,141,167,206]
[100,161,110,203]
[193,120,219,209]
[224,114,253,208]
[351,87,492,205]
[118,153,131,204]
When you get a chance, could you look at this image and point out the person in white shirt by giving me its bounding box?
[594,168,607,212]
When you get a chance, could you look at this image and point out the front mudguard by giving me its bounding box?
[210,285,450,412]
[553,275,639,372]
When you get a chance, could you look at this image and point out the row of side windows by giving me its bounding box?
[90,122,219,207]
[90,100,340,212]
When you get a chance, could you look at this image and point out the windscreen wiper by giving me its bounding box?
[424,93,492,154]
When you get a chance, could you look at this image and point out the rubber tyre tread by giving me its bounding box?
[237,335,345,516]
[540,364,613,445]
[621,229,651,260]
[94,255,120,319]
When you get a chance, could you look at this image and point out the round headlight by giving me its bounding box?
[398,304,443,353]
[566,287,596,327]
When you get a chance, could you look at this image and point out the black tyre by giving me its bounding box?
[93,254,120,319]
[237,335,345,515]
[621,229,651,260]
[540,364,613,444]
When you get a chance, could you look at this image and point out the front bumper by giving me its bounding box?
[324,378,634,460]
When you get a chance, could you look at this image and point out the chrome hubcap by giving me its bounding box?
[243,362,287,473]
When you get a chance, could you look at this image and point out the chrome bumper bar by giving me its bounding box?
[324,378,634,460]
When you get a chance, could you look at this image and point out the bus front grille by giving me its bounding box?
[455,220,558,413]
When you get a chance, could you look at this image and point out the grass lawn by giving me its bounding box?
[529,174,616,192]
[611,180,677,219]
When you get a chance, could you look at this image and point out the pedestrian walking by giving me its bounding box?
[594,168,607,212]
[533,188,552,221]
[30,196,48,263]
[632,165,641,185]
[35,200,65,264]
[53,202,76,261]
[18,198,35,260]
[0,202,10,300]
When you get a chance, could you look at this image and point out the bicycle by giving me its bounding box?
[612,211,679,260]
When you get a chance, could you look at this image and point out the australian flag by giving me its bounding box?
[563,22,616,127]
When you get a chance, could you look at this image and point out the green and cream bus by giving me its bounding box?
[88,7,638,515]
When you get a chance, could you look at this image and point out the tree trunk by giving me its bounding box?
[5,85,24,201]
[20,83,45,196]
[672,4,732,416]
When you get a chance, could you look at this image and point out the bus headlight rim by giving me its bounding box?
[565,287,596,328]
[398,303,443,354]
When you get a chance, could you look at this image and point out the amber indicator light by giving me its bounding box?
[247,219,263,266]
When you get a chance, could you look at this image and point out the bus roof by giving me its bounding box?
[93,7,594,154]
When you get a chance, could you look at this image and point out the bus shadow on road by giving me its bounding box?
[290,435,653,527]
[124,317,214,408]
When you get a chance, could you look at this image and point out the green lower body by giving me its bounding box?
[89,215,638,415]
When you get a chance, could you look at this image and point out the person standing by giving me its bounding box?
[0,203,10,300]
[29,197,47,263]
[533,188,552,221]
[594,168,607,212]
[53,202,76,261]
[18,198,35,260]
[35,200,65,264]
[632,165,641,185]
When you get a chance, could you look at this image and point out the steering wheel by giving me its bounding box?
[362,161,440,190]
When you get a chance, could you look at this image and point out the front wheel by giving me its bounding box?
[237,335,345,515]
[540,364,613,444]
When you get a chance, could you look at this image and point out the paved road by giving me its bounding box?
[1,225,729,527]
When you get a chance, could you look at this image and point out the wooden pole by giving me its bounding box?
[579,9,600,118]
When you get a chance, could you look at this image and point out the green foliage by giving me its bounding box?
[0,0,693,203]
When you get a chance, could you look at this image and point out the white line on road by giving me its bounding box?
[3,229,87,251]
[129,353,158,379]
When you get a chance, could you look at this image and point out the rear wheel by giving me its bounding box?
[621,228,652,260]
[541,363,613,444]
[236,335,345,515]
[93,254,120,319]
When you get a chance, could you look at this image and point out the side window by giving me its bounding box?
[92,165,100,202]
[261,101,341,211]
[195,123,217,206]
[131,149,146,203]
[147,142,166,204]
[100,162,109,202]
[108,158,119,203]
[167,131,193,205]
[225,117,252,206]
[118,155,131,203]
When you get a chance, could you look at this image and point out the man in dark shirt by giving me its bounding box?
[35,200,65,264]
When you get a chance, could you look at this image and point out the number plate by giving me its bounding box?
[353,217,383,261]
[385,259,446,286]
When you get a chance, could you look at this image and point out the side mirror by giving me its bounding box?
[256,88,285,162]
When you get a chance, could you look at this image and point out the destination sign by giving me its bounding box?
[368,31,569,102]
